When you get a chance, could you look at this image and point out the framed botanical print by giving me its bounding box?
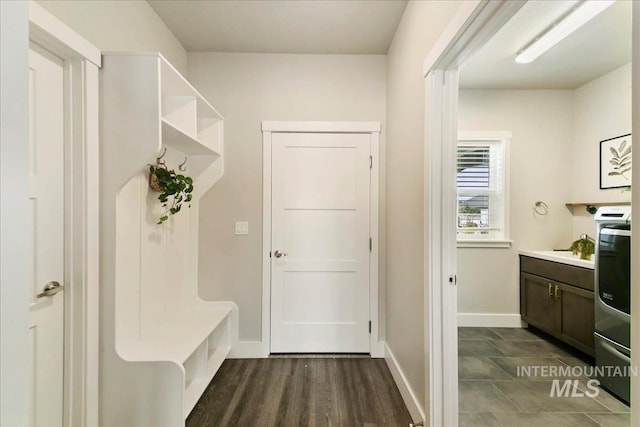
[600,134,632,189]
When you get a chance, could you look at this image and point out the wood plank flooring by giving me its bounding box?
[186,358,412,427]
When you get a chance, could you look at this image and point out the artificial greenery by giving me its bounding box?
[149,165,193,224]
[569,236,595,260]
[608,138,631,180]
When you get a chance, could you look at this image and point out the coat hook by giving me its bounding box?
[156,147,167,165]
[179,157,188,171]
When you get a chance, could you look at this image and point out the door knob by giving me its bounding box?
[37,281,63,298]
[274,250,287,258]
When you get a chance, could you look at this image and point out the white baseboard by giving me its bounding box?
[384,342,425,423]
[229,341,268,358]
[371,340,386,358]
[457,313,524,327]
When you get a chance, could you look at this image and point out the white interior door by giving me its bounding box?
[28,41,65,427]
[271,132,371,353]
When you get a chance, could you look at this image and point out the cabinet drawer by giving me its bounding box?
[520,256,594,291]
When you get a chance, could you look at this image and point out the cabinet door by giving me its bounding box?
[521,273,555,334]
[555,283,595,356]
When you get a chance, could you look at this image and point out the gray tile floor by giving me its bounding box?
[459,327,630,427]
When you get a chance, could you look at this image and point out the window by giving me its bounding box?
[457,131,511,247]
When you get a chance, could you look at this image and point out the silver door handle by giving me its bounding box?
[273,250,287,258]
[37,281,63,298]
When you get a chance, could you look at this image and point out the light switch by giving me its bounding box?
[235,221,249,235]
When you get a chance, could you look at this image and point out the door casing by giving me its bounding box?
[261,121,382,357]
[28,3,101,426]
[422,1,525,426]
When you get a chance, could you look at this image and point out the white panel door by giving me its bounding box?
[271,132,370,353]
[28,42,65,427]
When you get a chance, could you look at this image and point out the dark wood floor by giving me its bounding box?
[186,358,412,427]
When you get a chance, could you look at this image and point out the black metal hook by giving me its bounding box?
[156,147,167,166]
[178,157,188,172]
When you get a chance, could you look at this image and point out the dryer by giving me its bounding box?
[594,205,631,404]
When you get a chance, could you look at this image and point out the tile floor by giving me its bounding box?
[459,327,631,427]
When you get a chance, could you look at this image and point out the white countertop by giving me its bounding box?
[519,250,595,270]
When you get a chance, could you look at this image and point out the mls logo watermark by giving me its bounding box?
[516,364,638,398]
[550,379,600,398]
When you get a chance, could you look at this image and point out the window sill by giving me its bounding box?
[457,239,512,248]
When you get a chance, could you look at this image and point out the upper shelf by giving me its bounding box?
[159,55,222,121]
[162,119,220,157]
[101,52,225,190]
[565,201,631,214]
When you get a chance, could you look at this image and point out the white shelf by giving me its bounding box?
[207,346,228,377]
[182,344,230,418]
[162,119,220,157]
[183,379,210,418]
[565,201,631,214]
[160,55,223,121]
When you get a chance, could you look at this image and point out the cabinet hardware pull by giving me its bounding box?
[555,284,560,299]
[548,283,553,297]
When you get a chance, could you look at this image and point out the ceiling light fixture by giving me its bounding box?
[515,0,615,64]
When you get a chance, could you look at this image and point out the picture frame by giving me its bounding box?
[600,133,632,189]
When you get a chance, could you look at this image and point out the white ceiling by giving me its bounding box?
[148,0,630,87]
[148,0,408,54]
[460,0,632,90]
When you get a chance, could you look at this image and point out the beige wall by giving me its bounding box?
[187,52,386,341]
[385,0,465,415]
[571,63,632,237]
[456,65,632,319]
[37,0,188,74]
[1,2,30,424]
[457,90,575,318]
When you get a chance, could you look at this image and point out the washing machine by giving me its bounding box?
[594,205,632,404]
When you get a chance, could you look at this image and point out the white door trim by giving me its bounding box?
[631,2,639,423]
[262,121,381,133]
[28,3,101,426]
[29,2,101,67]
[261,121,382,357]
[422,2,524,425]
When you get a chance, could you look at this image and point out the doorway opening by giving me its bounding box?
[424,1,635,425]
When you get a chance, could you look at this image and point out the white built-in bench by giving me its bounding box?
[123,307,234,417]
[101,52,236,426]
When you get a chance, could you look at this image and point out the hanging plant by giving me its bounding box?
[149,164,194,224]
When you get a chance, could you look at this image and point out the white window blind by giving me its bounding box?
[457,133,509,244]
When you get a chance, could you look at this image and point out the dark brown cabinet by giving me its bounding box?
[521,272,557,333]
[520,255,595,356]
